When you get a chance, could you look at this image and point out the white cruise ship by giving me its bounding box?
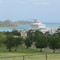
[30,20,46,30]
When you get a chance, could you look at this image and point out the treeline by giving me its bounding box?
[0,28,60,53]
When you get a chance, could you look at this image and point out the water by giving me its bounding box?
[45,23,60,29]
[0,23,60,32]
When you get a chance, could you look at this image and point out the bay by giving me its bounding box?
[0,23,60,32]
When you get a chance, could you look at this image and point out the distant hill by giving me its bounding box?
[0,20,16,27]
[0,20,32,27]
[15,21,33,25]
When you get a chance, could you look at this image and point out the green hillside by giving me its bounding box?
[0,20,32,27]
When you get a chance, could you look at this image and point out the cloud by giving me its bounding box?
[35,1,49,5]
[21,0,60,6]
[30,0,49,6]
[0,0,56,6]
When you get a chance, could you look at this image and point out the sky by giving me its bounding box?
[0,0,60,23]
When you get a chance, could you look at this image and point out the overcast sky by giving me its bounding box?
[0,0,60,23]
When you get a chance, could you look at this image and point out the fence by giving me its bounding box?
[0,53,60,60]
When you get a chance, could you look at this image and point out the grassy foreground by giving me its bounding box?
[0,46,60,60]
[0,53,60,60]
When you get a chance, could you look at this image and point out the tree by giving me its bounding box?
[45,31,50,36]
[27,30,35,42]
[4,36,15,51]
[5,30,21,36]
[5,31,12,36]
[35,30,43,36]
[25,37,32,48]
[56,27,60,37]
[35,35,47,52]
[0,33,5,47]
[14,37,23,51]
[48,35,60,53]
[12,30,21,36]
[44,31,50,46]
[34,30,43,42]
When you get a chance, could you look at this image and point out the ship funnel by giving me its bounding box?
[33,19,37,23]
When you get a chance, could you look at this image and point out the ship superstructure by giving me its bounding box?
[30,20,46,30]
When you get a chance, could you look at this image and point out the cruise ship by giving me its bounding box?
[30,20,46,30]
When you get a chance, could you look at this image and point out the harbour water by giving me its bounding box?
[0,23,60,32]
[45,23,60,29]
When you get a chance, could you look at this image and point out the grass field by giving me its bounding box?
[0,53,60,60]
[0,46,60,60]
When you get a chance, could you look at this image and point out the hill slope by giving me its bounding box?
[0,20,32,27]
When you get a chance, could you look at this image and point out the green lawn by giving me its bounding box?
[0,46,60,60]
[0,53,60,60]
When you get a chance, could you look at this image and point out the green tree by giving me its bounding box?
[48,35,60,53]
[4,36,15,51]
[34,30,43,41]
[35,30,43,36]
[14,37,23,51]
[56,27,60,37]
[25,37,32,48]
[35,35,47,52]
[12,30,21,36]
[5,31,12,36]
[27,30,35,42]
[45,31,50,36]
[0,33,5,47]
[5,30,21,36]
